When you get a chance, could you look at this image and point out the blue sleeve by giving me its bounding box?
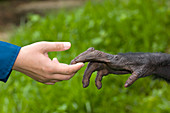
[0,41,21,82]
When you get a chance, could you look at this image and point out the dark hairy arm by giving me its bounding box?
[71,47,170,89]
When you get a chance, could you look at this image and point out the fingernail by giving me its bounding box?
[77,62,85,67]
[83,84,87,88]
[97,85,102,89]
[53,58,57,61]
[124,83,128,88]
[83,82,89,88]
[64,42,71,49]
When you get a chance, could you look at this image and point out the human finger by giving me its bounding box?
[36,41,71,53]
[44,79,62,85]
[44,82,56,85]
[52,57,59,63]
[50,74,75,81]
[53,62,84,75]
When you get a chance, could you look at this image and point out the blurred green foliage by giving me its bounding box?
[0,0,170,113]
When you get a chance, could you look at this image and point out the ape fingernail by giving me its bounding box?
[97,85,102,89]
[83,82,89,88]
[124,83,128,88]
[83,84,87,88]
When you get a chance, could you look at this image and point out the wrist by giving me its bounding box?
[12,47,23,70]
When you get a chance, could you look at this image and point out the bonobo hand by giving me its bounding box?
[71,47,170,89]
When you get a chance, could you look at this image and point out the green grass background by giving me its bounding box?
[0,0,170,112]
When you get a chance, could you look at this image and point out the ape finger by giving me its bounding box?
[124,72,139,88]
[95,70,109,89]
[95,71,103,89]
[71,48,112,64]
[71,47,95,64]
[82,62,103,88]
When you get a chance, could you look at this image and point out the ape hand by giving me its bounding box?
[71,47,170,89]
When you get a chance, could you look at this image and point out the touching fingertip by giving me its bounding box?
[79,62,85,66]
[75,62,84,67]
[70,60,76,65]
[52,58,57,61]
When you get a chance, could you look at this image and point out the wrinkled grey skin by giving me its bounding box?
[71,47,170,89]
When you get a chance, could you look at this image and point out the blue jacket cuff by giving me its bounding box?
[0,41,21,82]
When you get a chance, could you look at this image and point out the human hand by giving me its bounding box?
[12,41,84,85]
[71,47,170,89]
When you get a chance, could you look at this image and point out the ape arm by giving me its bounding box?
[71,47,170,89]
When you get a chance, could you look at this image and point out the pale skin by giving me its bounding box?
[12,41,84,85]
